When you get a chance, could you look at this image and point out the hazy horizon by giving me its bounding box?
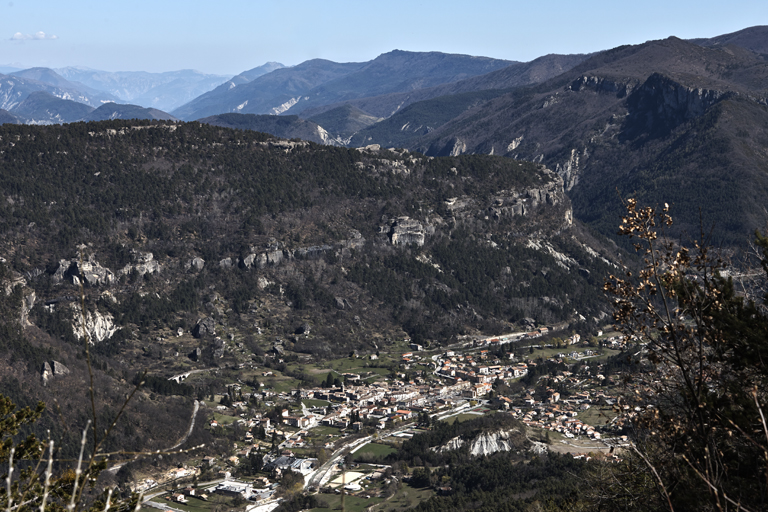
[1,0,766,76]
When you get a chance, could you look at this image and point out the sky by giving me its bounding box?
[1,0,767,76]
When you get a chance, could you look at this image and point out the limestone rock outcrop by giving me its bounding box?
[189,257,205,271]
[52,256,115,287]
[193,317,216,338]
[120,251,160,277]
[295,245,333,260]
[388,217,426,246]
[72,307,120,343]
[188,347,201,362]
[431,427,527,457]
[469,428,523,456]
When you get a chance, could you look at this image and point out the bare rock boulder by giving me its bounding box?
[192,317,216,338]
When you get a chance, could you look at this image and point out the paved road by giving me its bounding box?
[304,422,417,491]
[305,435,372,490]
[245,500,281,512]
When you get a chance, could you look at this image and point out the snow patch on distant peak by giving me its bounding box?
[228,82,237,90]
[235,100,248,111]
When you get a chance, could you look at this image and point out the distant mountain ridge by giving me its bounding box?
[0,69,119,111]
[12,91,95,124]
[229,62,286,83]
[299,52,590,120]
[2,91,177,124]
[0,109,19,124]
[55,67,233,112]
[171,59,368,120]
[689,25,768,55]
[171,50,515,120]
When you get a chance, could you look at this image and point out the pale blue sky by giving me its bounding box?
[1,0,766,75]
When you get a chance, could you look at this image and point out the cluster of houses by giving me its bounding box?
[505,366,622,441]
[209,478,277,503]
[435,350,530,387]
[513,400,602,439]
[296,378,478,431]
[131,466,201,493]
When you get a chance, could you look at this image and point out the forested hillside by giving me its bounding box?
[0,120,615,356]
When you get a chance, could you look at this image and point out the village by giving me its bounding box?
[135,327,633,511]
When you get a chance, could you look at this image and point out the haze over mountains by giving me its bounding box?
[54,67,234,112]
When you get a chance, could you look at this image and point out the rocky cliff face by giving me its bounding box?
[53,256,116,287]
[568,75,634,97]
[389,217,427,246]
[446,168,572,235]
[40,360,70,386]
[431,427,529,456]
[622,73,735,140]
[72,306,120,344]
[469,428,526,456]
[120,251,160,277]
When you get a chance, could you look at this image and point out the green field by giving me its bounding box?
[354,442,397,459]
[310,425,344,437]
[441,413,483,424]
[211,412,240,425]
[310,493,383,512]
[521,345,622,363]
[573,406,616,427]
[302,398,331,407]
[368,483,435,511]
[149,494,235,512]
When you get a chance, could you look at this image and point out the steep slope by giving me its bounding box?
[11,91,95,124]
[56,67,231,112]
[347,89,509,148]
[0,120,615,365]
[197,113,335,144]
[411,37,768,245]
